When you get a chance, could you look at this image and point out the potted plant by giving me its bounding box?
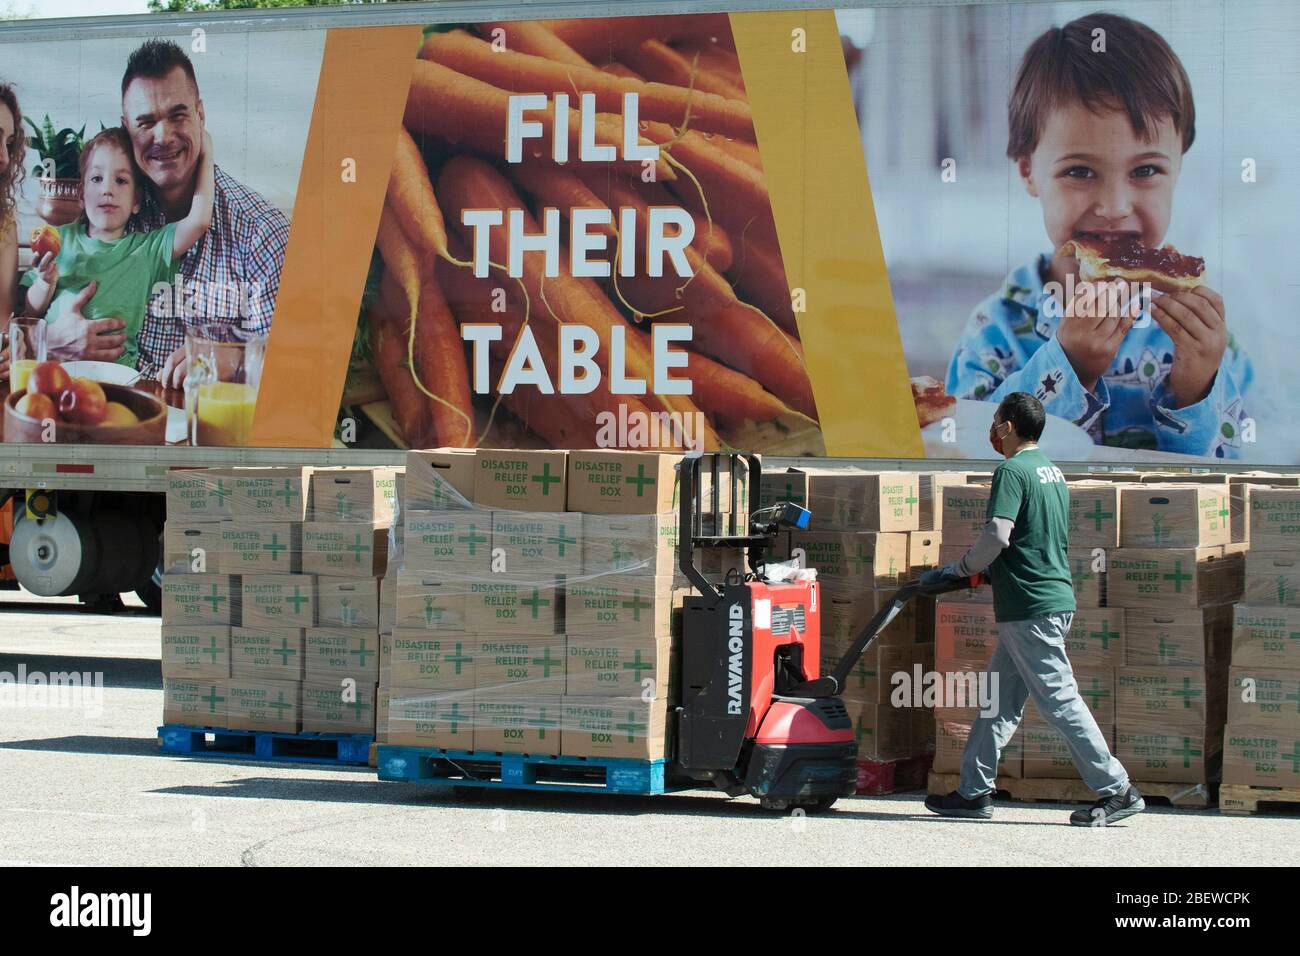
[25,115,86,226]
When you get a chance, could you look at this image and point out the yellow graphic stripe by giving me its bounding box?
[731,10,922,458]
[251,25,423,447]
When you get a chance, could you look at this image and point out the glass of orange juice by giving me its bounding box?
[7,317,47,394]
[184,323,265,446]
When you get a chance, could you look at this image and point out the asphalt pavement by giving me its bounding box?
[0,591,1294,866]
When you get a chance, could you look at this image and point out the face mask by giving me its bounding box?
[989,421,1007,457]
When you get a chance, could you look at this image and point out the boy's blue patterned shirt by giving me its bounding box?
[945,254,1253,459]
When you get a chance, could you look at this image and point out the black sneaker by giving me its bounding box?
[924,790,993,819]
[1070,786,1145,826]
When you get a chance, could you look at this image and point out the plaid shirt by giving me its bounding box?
[135,165,290,379]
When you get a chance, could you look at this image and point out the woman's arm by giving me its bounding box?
[172,129,215,260]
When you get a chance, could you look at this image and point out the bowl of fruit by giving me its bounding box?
[4,360,166,444]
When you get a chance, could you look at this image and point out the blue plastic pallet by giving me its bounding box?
[377,745,688,795]
[158,725,373,766]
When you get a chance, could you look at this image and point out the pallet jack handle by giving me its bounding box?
[788,572,983,699]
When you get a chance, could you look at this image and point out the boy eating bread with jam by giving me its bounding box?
[945,13,1252,458]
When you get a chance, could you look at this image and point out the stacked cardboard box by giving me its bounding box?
[1111,483,1240,784]
[765,467,931,760]
[1223,484,1300,789]
[162,465,395,738]
[386,449,686,760]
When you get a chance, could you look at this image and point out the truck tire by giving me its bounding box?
[136,531,164,615]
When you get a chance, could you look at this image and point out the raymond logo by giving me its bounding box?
[727,602,744,716]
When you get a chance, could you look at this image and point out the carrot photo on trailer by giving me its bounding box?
[341,15,824,456]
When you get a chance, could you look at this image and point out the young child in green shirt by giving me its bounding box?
[22,125,214,370]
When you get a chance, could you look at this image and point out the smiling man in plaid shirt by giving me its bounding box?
[122,39,290,384]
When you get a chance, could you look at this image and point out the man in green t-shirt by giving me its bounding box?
[921,392,1142,826]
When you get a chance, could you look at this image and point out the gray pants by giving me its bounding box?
[958,612,1129,799]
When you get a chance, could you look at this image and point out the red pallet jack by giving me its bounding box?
[676,453,977,811]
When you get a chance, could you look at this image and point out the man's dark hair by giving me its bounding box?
[122,39,200,98]
[1007,13,1194,159]
[997,392,1046,442]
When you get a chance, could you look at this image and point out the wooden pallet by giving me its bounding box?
[856,754,933,795]
[928,772,1214,809]
[1220,784,1300,816]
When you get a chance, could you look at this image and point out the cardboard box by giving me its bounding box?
[1106,548,1241,608]
[582,513,675,577]
[908,532,941,573]
[671,455,745,517]
[1227,667,1300,733]
[935,600,999,671]
[311,467,399,524]
[561,696,670,759]
[162,522,223,573]
[163,677,229,727]
[473,450,568,511]
[1222,728,1300,787]
[404,448,476,510]
[386,688,475,749]
[161,573,238,626]
[301,523,387,578]
[472,693,562,755]
[390,630,477,690]
[822,590,916,650]
[225,677,301,733]
[230,627,306,681]
[918,472,967,532]
[1066,482,1121,549]
[1022,712,1115,779]
[564,574,679,638]
[161,625,231,679]
[1249,488,1300,551]
[491,511,581,575]
[819,643,911,702]
[1065,608,1124,667]
[1115,729,1219,783]
[566,450,679,514]
[379,632,392,685]
[475,635,567,696]
[394,570,469,632]
[229,467,312,521]
[376,685,391,743]
[464,578,561,635]
[1243,551,1300,607]
[939,485,992,548]
[1119,485,1231,549]
[219,521,301,573]
[240,575,316,630]
[302,679,376,734]
[566,633,677,699]
[166,469,233,522]
[1124,606,1232,668]
[315,577,380,631]
[1232,605,1300,668]
[402,511,492,573]
[760,468,919,532]
[1228,475,1299,545]
[380,574,396,635]
[304,628,381,683]
[1067,549,1104,607]
[783,531,907,588]
[1116,666,1221,727]
[933,709,1022,778]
